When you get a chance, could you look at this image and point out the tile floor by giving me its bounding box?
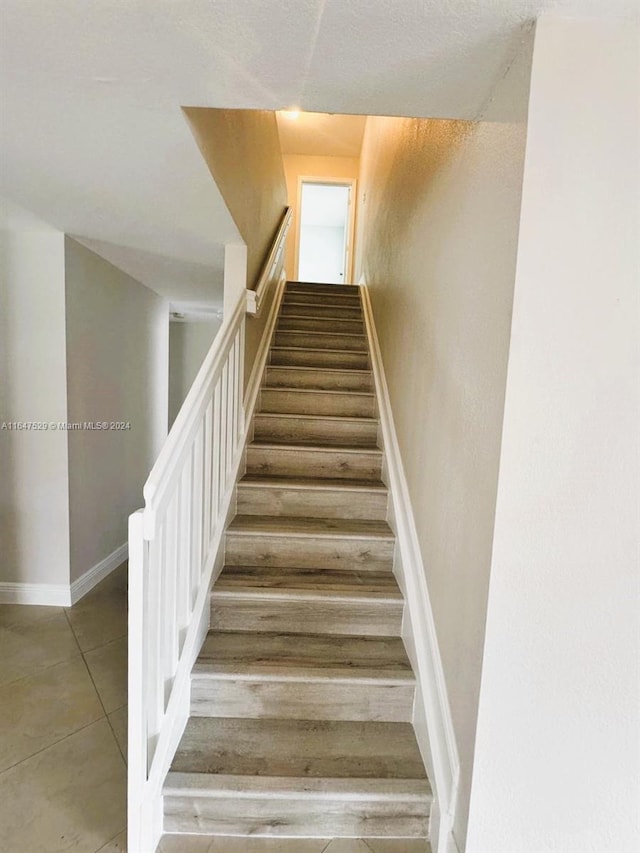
[0,562,430,853]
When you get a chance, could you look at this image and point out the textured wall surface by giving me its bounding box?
[65,238,169,582]
[467,16,640,853]
[356,60,530,841]
[184,108,288,384]
[0,222,70,586]
[169,319,222,427]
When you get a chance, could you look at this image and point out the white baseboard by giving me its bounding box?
[0,542,128,608]
[360,282,460,852]
[0,581,72,607]
[70,542,128,604]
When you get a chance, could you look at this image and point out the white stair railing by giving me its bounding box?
[127,207,291,853]
[127,294,246,852]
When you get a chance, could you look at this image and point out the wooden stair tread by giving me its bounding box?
[169,717,428,781]
[256,411,376,424]
[228,515,393,539]
[194,631,413,680]
[214,566,400,596]
[238,475,387,491]
[249,440,382,454]
[262,386,374,398]
[266,365,371,376]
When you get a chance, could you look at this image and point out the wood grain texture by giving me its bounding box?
[278,316,364,334]
[246,443,383,480]
[260,388,375,418]
[191,631,414,721]
[269,347,370,370]
[265,365,373,392]
[280,301,364,319]
[275,331,368,352]
[253,413,378,446]
[236,477,388,520]
[171,717,428,779]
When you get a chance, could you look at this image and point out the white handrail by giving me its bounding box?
[245,206,292,316]
[128,291,247,852]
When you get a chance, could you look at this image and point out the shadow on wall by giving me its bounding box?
[168,318,223,428]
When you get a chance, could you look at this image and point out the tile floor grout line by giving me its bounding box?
[0,715,106,777]
[0,648,84,690]
[63,609,128,769]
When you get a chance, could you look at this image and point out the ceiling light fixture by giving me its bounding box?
[281,109,301,120]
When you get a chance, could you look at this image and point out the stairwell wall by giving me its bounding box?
[182,108,288,385]
[65,238,169,585]
[355,39,533,847]
[0,206,70,592]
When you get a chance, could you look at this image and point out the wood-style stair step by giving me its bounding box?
[278,316,364,334]
[236,476,388,519]
[283,291,362,308]
[246,441,383,480]
[280,301,363,319]
[225,515,395,572]
[269,346,370,370]
[210,565,403,636]
[191,631,414,722]
[265,365,372,392]
[164,717,431,837]
[275,330,368,352]
[253,412,378,447]
[260,387,375,418]
[286,281,360,295]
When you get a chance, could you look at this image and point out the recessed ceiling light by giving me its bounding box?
[281,109,301,120]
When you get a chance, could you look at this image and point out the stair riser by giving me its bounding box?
[260,389,375,418]
[237,484,388,520]
[275,332,368,352]
[265,366,372,392]
[210,595,403,636]
[270,348,370,370]
[254,415,377,447]
[287,282,358,295]
[191,678,414,723]
[246,446,382,480]
[224,533,395,572]
[283,293,362,309]
[163,795,430,837]
[280,303,363,320]
[278,317,364,334]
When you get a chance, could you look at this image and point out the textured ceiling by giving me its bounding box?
[0,0,637,304]
[277,112,366,158]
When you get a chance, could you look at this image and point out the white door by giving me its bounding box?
[297,182,351,284]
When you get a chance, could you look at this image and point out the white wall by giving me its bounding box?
[65,238,169,583]
[356,41,532,846]
[0,208,71,588]
[168,318,222,427]
[467,15,640,853]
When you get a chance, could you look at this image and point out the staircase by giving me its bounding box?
[162,282,432,840]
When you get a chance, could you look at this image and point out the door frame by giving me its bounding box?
[294,176,358,284]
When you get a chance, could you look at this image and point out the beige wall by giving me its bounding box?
[0,223,70,588]
[282,155,360,281]
[183,108,287,384]
[468,16,640,853]
[65,238,169,583]
[357,103,528,841]
[169,319,222,427]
